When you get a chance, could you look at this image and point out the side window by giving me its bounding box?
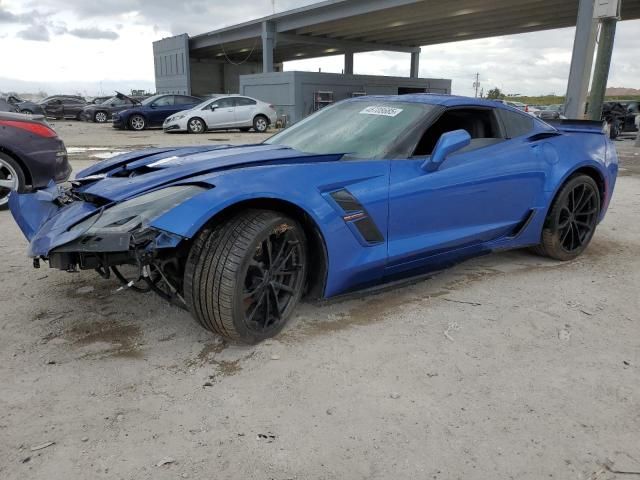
[498,109,534,138]
[153,96,174,106]
[213,98,235,108]
[235,97,257,107]
[413,108,503,156]
[175,95,196,105]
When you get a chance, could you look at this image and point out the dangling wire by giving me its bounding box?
[218,35,259,66]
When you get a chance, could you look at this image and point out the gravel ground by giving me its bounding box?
[1,123,639,479]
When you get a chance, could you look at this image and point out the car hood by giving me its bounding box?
[74,143,343,203]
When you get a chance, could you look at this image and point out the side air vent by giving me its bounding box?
[329,188,384,245]
[330,189,363,212]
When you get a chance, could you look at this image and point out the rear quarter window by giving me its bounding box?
[499,109,534,138]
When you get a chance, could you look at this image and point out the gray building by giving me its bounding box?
[239,71,450,124]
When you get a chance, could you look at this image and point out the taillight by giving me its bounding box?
[0,119,57,138]
[525,105,529,112]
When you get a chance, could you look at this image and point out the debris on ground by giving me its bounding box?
[390,392,401,399]
[257,433,276,442]
[558,328,571,342]
[30,441,55,451]
[444,322,461,341]
[76,286,94,295]
[270,354,280,360]
[156,457,176,467]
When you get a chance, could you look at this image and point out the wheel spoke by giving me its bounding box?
[0,179,14,189]
[560,225,572,246]
[576,191,594,212]
[271,281,294,294]
[576,208,598,216]
[263,290,271,329]
[573,186,585,213]
[247,291,266,323]
[269,284,282,320]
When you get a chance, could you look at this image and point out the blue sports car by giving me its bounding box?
[9,95,618,343]
[112,93,201,131]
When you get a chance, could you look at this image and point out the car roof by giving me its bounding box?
[350,93,517,110]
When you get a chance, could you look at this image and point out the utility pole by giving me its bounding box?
[588,18,617,121]
[473,73,480,98]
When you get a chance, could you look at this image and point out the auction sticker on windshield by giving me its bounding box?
[359,105,403,117]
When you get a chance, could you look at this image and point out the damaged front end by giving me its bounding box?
[9,182,206,304]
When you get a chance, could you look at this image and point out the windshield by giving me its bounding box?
[266,100,431,159]
[141,95,163,106]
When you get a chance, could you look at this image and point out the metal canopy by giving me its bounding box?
[189,0,640,63]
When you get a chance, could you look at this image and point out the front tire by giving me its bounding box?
[0,153,26,210]
[533,174,600,261]
[184,210,307,343]
[94,111,108,123]
[187,117,206,134]
[129,114,146,131]
[253,115,269,133]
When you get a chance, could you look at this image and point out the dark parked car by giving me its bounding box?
[0,112,70,209]
[112,94,201,130]
[0,98,19,113]
[80,92,147,123]
[90,96,111,105]
[40,96,88,120]
[3,95,45,115]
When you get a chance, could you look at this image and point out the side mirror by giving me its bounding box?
[210,105,218,111]
[422,129,471,172]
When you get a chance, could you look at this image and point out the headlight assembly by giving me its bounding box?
[70,185,206,236]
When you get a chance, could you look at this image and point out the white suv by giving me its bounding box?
[163,95,277,134]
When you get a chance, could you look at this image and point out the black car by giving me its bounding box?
[79,92,147,123]
[0,98,19,113]
[0,112,70,209]
[40,96,88,120]
[90,96,112,105]
[3,95,45,116]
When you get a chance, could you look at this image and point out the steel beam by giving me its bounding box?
[410,50,420,78]
[262,21,276,73]
[564,0,597,119]
[276,32,419,54]
[588,18,618,121]
[344,51,354,74]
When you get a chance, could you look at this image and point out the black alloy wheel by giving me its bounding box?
[184,210,307,343]
[533,174,600,261]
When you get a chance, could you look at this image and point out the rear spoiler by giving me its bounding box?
[546,119,606,134]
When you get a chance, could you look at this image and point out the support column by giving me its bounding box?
[344,51,354,75]
[261,21,275,73]
[410,49,421,78]
[588,18,617,121]
[564,0,597,119]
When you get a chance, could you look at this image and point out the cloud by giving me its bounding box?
[17,24,50,42]
[68,27,119,40]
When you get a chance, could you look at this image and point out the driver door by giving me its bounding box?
[386,106,547,276]
[148,95,175,125]
[202,97,236,128]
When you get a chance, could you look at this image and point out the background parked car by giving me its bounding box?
[40,96,88,120]
[112,94,201,131]
[89,96,112,105]
[0,98,20,113]
[0,112,70,209]
[497,100,540,116]
[80,92,147,123]
[163,95,277,133]
[3,95,45,116]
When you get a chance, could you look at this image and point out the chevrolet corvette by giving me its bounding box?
[8,95,618,343]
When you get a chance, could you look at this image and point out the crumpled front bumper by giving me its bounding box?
[9,183,98,258]
[9,183,183,269]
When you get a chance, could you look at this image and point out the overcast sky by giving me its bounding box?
[1,0,639,97]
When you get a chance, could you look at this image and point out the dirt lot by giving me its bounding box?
[1,123,639,479]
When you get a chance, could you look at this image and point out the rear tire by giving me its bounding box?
[184,210,307,343]
[187,117,206,134]
[253,115,269,133]
[532,174,600,261]
[0,153,26,210]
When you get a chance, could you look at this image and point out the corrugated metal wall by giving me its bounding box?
[153,34,191,95]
